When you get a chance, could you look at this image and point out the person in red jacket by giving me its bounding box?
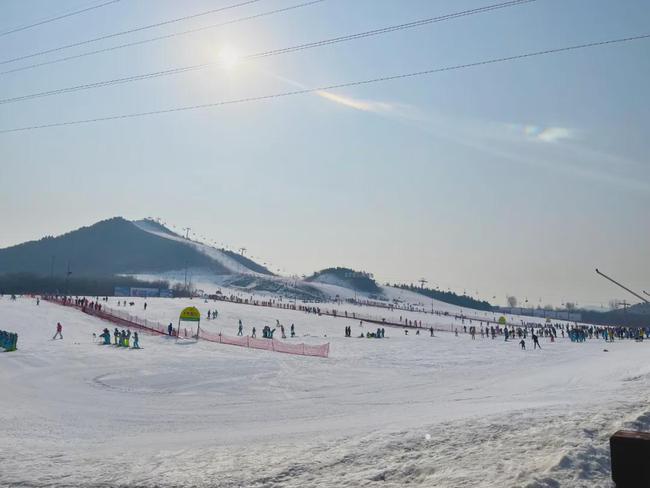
[53,322,63,340]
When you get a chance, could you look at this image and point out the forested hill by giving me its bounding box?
[0,217,223,277]
[394,284,494,311]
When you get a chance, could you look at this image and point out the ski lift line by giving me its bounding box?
[0,0,264,66]
[595,268,649,304]
[0,0,534,101]
[0,0,121,38]
[0,0,325,78]
[1,32,648,134]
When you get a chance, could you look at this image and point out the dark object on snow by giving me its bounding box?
[610,430,650,487]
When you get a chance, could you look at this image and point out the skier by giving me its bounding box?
[251,327,256,338]
[168,323,173,336]
[52,322,63,340]
[280,324,286,339]
[532,333,541,350]
[519,339,526,350]
[290,324,295,338]
[237,322,243,336]
[144,302,147,311]
[429,327,434,337]
[99,328,111,345]
[132,332,140,349]
[114,328,119,345]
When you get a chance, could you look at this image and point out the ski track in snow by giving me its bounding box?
[1,296,649,487]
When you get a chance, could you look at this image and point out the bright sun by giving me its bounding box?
[217,45,241,70]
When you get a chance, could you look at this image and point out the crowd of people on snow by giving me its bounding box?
[32,294,650,354]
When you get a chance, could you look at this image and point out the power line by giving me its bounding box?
[0,0,264,66]
[1,33,647,134]
[0,0,325,78]
[0,0,121,38]
[0,0,535,104]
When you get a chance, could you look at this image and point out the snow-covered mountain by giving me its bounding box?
[0,217,273,278]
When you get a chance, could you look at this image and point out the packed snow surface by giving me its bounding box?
[2,296,649,487]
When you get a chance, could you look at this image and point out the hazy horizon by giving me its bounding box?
[1,0,649,308]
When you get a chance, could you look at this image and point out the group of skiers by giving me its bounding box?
[98,327,140,349]
[237,319,296,339]
[345,325,386,338]
[519,333,542,350]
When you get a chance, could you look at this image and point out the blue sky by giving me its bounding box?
[0,0,648,307]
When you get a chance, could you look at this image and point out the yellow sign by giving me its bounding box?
[179,306,201,322]
[498,316,507,325]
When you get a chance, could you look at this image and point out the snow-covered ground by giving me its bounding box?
[2,296,649,487]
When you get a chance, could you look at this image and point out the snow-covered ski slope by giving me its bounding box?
[2,296,650,487]
[133,219,261,276]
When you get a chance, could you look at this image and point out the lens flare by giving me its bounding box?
[217,45,241,70]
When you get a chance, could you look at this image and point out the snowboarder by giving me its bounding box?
[52,322,63,340]
[99,328,111,345]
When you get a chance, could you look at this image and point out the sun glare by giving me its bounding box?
[218,45,241,70]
